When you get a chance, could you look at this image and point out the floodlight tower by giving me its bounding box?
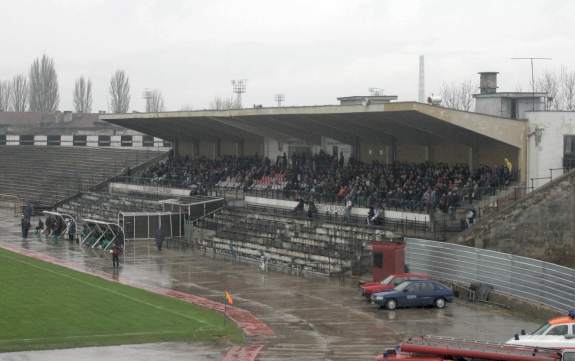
[231,79,247,109]
[368,87,384,96]
[142,88,152,112]
[274,94,285,107]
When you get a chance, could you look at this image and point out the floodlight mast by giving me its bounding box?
[274,94,285,107]
[511,57,552,111]
[231,79,247,109]
[142,88,152,112]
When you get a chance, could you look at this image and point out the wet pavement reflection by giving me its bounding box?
[0,211,539,360]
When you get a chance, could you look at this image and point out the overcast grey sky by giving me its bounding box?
[1,0,574,112]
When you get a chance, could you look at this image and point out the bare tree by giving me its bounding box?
[145,89,165,112]
[73,76,93,113]
[9,74,28,112]
[29,54,59,112]
[439,80,475,111]
[560,66,575,111]
[0,80,10,111]
[536,71,560,110]
[209,96,235,110]
[109,70,131,113]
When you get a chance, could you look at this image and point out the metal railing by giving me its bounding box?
[405,238,575,312]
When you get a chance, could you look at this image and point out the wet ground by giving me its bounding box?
[0,342,223,361]
[0,210,539,360]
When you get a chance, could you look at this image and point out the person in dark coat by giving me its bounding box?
[21,215,30,239]
[155,225,164,251]
[112,242,122,268]
[68,220,76,243]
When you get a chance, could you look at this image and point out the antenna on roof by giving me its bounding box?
[231,79,247,109]
[274,94,285,107]
[368,87,384,96]
[511,57,552,111]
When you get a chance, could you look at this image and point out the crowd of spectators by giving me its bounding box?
[139,150,513,213]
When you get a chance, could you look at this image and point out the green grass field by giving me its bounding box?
[0,247,243,352]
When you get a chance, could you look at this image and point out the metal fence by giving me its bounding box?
[405,238,575,312]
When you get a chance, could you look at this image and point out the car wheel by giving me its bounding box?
[385,299,397,310]
[434,298,446,309]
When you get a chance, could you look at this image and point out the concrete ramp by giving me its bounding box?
[454,169,575,266]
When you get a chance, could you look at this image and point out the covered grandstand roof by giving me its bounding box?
[100,102,526,149]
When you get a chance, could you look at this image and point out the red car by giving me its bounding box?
[360,272,429,299]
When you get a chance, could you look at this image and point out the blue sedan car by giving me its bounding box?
[371,280,454,310]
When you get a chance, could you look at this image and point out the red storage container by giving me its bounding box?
[372,241,405,282]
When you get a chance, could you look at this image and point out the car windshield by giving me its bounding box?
[532,323,552,335]
[381,276,394,285]
[394,281,412,291]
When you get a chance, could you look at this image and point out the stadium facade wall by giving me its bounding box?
[527,111,575,189]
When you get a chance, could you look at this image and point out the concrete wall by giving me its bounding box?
[397,143,427,163]
[177,141,195,156]
[243,139,264,156]
[475,97,544,119]
[431,143,468,164]
[477,139,519,169]
[198,140,216,159]
[359,141,389,162]
[527,112,575,188]
[264,137,284,161]
[321,137,352,162]
[454,169,575,266]
[220,140,238,157]
[244,196,430,223]
[475,97,504,118]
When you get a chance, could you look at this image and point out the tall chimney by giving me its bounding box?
[418,55,425,102]
[479,72,498,94]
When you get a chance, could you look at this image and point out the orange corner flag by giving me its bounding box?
[225,290,233,305]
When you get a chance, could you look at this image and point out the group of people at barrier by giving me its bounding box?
[138,151,513,212]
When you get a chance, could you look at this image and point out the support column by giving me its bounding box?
[352,136,361,161]
[194,140,200,159]
[216,139,221,158]
[468,144,479,172]
[427,145,434,162]
[390,139,398,162]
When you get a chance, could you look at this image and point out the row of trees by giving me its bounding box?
[0,55,166,114]
[535,67,575,111]
[439,66,575,112]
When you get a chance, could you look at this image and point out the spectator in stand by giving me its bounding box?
[136,151,513,213]
[343,197,353,223]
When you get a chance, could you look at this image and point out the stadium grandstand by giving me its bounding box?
[0,146,163,208]
[87,101,528,274]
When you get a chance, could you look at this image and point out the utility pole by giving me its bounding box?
[511,57,552,111]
